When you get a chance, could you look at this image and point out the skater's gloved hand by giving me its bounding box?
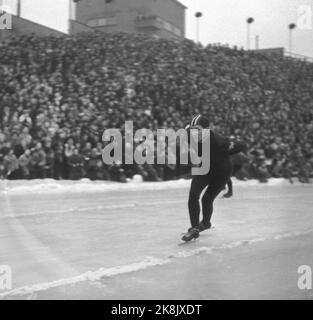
[228,140,246,155]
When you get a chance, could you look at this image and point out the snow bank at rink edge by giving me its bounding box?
[0,178,312,195]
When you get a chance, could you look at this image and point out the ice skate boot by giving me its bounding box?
[182,227,200,242]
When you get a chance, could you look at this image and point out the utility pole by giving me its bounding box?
[246,17,254,50]
[17,0,21,17]
[195,12,203,43]
[288,23,296,53]
[255,35,259,50]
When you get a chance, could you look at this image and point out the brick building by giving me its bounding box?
[72,0,186,39]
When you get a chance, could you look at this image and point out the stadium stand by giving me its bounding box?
[0,32,313,182]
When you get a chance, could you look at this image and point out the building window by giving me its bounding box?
[173,27,182,36]
[87,19,98,27]
[163,21,171,31]
[157,17,182,37]
[98,18,106,26]
[87,17,117,27]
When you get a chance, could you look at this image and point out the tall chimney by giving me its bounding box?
[17,0,21,17]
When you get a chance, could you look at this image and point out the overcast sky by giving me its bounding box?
[2,0,313,57]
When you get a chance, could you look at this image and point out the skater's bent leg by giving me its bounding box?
[201,176,230,225]
[188,175,209,228]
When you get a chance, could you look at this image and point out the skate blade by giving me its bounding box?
[178,237,199,246]
[181,226,214,235]
[181,232,200,242]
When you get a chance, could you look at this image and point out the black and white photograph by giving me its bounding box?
[0,0,313,303]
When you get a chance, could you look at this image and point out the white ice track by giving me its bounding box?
[0,179,313,299]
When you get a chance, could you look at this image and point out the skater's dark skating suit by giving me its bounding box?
[188,131,245,228]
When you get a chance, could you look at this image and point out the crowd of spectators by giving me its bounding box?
[0,31,313,182]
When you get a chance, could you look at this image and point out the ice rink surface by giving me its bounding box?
[0,179,313,300]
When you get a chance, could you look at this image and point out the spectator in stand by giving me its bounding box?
[68,148,84,180]
[45,149,56,178]
[109,161,127,183]
[18,149,31,179]
[29,143,47,179]
[86,148,101,180]
[54,143,65,180]
[0,155,5,179]
[4,150,19,179]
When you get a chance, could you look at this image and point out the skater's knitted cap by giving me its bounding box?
[190,115,210,128]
